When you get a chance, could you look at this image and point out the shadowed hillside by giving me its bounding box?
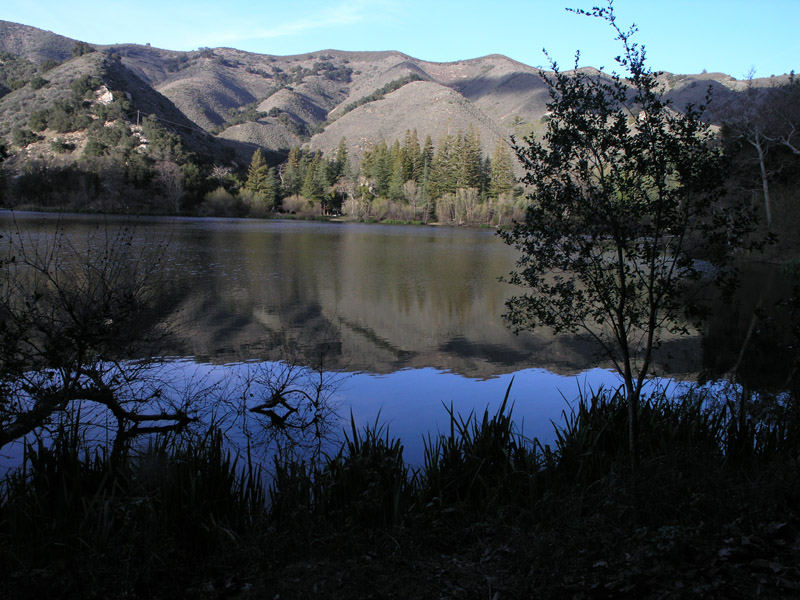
[1,19,786,167]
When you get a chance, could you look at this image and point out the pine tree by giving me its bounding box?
[245,149,271,196]
[489,138,515,199]
[283,146,305,196]
[457,125,483,190]
[369,140,391,197]
[422,135,434,173]
[408,129,424,182]
[330,137,349,182]
[429,133,456,199]
[301,151,326,202]
[389,152,406,202]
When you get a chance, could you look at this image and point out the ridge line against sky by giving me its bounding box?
[3,0,798,78]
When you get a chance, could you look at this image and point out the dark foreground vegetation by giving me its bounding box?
[3,5,800,598]
[2,385,800,599]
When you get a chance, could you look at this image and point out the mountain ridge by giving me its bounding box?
[0,19,790,167]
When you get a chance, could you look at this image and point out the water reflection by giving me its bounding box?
[1,212,795,463]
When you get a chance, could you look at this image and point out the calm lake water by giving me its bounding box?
[1,211,791,464]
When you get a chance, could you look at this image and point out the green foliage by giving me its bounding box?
[489,138,515,199]
[335,74,423,120]
[39,59,61,72]
[11,126,40,147]
[312,60,353,82]
[49,137,74,154]
[783,259,800,279]
[29,76,49,90]
[140,114,189,163]
[47,98,92,132]
[0,52,39,100]
[93,91,132,121]
[301,151,328,203]
[244,150,278,213]
[71,41,96,58]
[500,3,765,468]
[164,54,191,72]
[329,136,349,182]
[227,101,267,126]
[199,186,246,217]
[268,415,412,530]
[70,74,101,98]
[282,146,305,197]
[420,381,537,512]
[27,109,48,132]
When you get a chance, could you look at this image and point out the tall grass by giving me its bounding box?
[3,382,800,597]
[418,380,539,513]
[0,425,266,597]
[269,412,412,530]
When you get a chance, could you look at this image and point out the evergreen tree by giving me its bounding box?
[457,125,483,190]
[407,129,424,182]
[489,138,515,199]
[422,135,435,172]
[301,151,328,204]
[369,141,391,197]
[283,146,305,196]
[245,149,271,196]
[330,137,349,182]
[429,133,456,199]
[264,167,278,209]
[389,153,406,202]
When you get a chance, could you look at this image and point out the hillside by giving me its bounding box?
[1,19,782,166]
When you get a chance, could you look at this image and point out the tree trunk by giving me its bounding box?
[751,131,772,229]
[627,386,639,473]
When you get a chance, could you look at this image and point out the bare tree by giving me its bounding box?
[155,160,184,213]
[718,72,800,230]
[0,221,194,456]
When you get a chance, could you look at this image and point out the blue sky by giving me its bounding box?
[3,0,798,77]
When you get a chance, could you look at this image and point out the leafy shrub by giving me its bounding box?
[29,76,49,90]
[47,98,92,133]
[198,186,246,217]
[50,138,74,153]
[28,110,49,132]
[12,126,40,147]
[71,41,95,58]
[70,74,101,99]
[39,59,61,72]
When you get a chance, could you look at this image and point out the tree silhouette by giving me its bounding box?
[501,2,765,465]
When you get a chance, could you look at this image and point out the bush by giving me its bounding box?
[12,127,40,147]
[198,186,246,217]
[70,75,100,99]
[240,188,272,218]
[29,76,48,90]
[27,110,48,132]
[49,138,74,153]
[280,194,312,215]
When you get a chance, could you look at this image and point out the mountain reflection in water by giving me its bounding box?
[1,212,793,460]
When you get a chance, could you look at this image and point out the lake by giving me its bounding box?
[0,211,791,465]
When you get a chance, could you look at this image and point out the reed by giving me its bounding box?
[0,425,266,597]
[268,413,412,529]
[3,382,800,598]
[418,380,540,513]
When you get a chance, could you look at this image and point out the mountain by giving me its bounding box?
[1,19,788,167]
